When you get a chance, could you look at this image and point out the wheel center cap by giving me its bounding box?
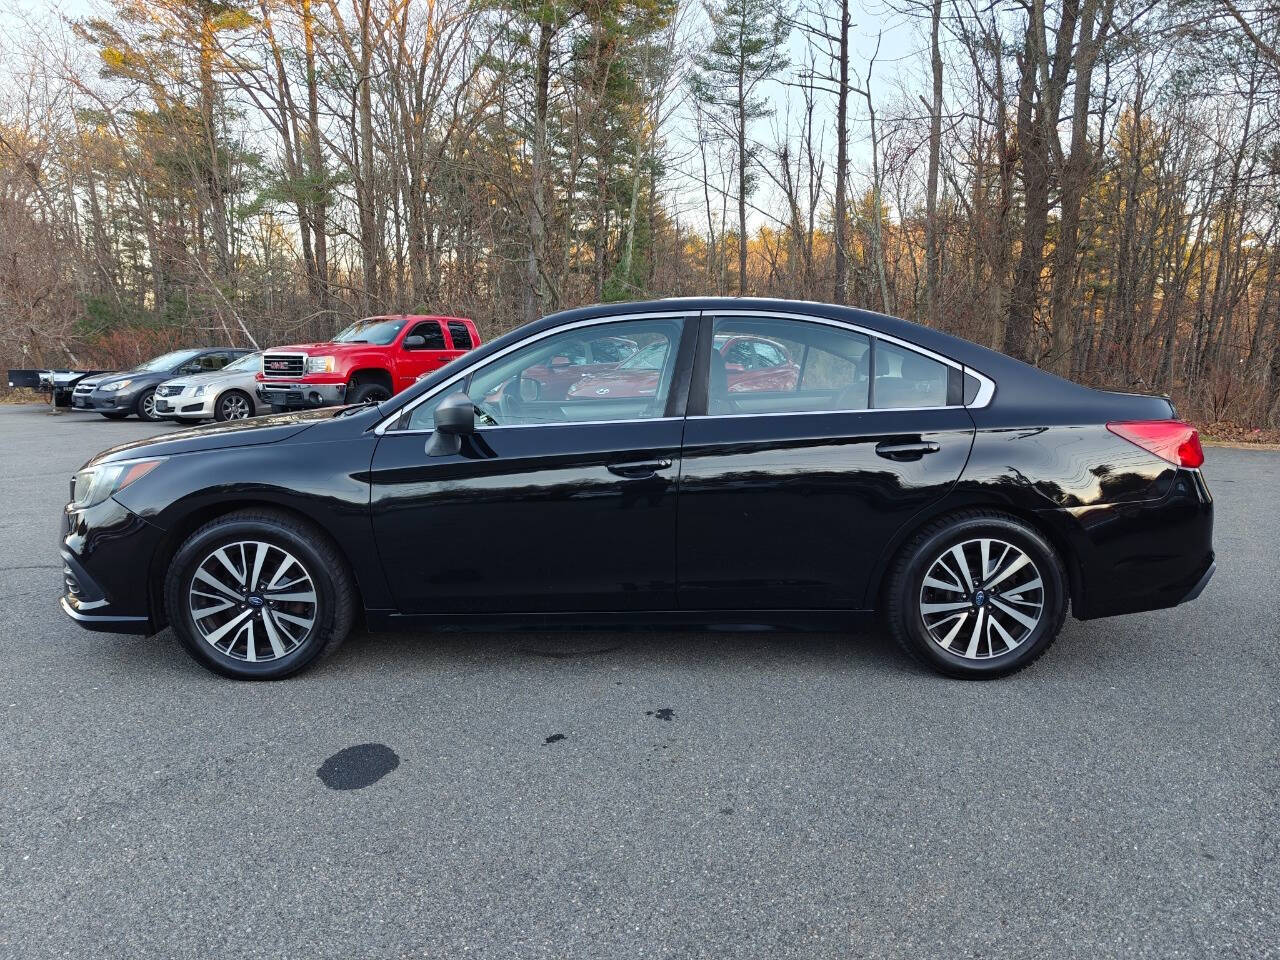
[247,594,265,608]
[973,589,986,607]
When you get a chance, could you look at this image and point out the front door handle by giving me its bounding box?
[875,441,941,461]
[607,458,673,480]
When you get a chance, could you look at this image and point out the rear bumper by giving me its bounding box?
[257,381,346,409]
[1063,468,1215,621]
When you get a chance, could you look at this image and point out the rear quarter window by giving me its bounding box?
[447,321,474,350]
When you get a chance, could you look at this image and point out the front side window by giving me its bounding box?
[705,317,869,415]
[404,318,683,430]
[589,337,636,364]
[333,317,406,345]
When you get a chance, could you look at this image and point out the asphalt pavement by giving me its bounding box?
[0,403,1275,959]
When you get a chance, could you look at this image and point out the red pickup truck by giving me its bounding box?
[257,314,481,411]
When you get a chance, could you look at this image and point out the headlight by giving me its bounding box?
[306,356,335,373]
[192,384,206,397]
[101,379,132,392]
[71,457,165,509]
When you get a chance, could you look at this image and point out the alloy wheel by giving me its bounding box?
[187,540,318,662]
[141,392,156,419]
[918,537,1045,660]
[220,394,251,419]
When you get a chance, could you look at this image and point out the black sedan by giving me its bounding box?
[72,348,253,421]
[59,299,1215,679]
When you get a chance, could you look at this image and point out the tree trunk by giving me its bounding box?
[833,0,850,304]
[526,17,553,323]
[924,0,943,327]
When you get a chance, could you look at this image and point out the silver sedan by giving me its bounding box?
[154,352,265,422]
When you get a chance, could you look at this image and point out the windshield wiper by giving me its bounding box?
[337,338,368,344]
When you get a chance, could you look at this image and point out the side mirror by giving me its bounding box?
[403,335,426,349]
[425,392,474,456]
[518,376,541,402]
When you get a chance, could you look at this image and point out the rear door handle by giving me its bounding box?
[607,458,673,479]
[875,441,941,461]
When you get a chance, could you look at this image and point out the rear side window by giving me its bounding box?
[407,321,446,350]
[873,341,950,409]
[705,317,870,415]
[447,321,473,350]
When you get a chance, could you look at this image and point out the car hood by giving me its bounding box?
[268,342,373,355]
[77,373,121,390]
[161,368,253,390]
[85,407,343,467]
[94,370,162,390]
[567,369,659,396]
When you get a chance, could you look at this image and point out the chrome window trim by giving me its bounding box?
[374,311,694,435]
[387,416,683,437]
[374,307,997,435]
[703,309,996,411]
[966,368,996,407]
[689,405,963,421]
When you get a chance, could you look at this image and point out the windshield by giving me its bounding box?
[332,318,407,346]
[223,352,261,372]
[619,341,669,371]
[137,350,201,372]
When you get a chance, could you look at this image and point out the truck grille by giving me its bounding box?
[263,353,306,377]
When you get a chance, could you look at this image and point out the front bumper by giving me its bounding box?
[154,393,215,419]
[257,380,346,410]
[60,496,163,635]
[71,388,142,412]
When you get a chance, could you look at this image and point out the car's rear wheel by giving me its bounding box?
[214,390,253,421]
[135,388,160,422]
[348,381,392,405]
[164,509,355,679]
[885,511,1067,679]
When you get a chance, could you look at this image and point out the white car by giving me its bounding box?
[154,352,265,422]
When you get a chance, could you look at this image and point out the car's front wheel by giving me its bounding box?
[884,511,1068,679]
[164,509,355,679]
[135,388,160,422]
[214,389,253,421]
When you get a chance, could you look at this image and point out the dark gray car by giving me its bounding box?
[72,348,252,421]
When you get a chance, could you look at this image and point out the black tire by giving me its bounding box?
[347,381,392,404]
[163,509,356,680]
[884,511,1068,679]
[214,389,254,422]
[134,388,160,422]
[100,411,129,420]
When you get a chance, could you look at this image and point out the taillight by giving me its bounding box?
[1106,420,1204,468]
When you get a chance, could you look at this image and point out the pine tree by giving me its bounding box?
[689,0,788,295]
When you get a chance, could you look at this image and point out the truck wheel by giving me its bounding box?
[348,382,392,404]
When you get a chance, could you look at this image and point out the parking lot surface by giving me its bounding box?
[0,403,1275,959]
